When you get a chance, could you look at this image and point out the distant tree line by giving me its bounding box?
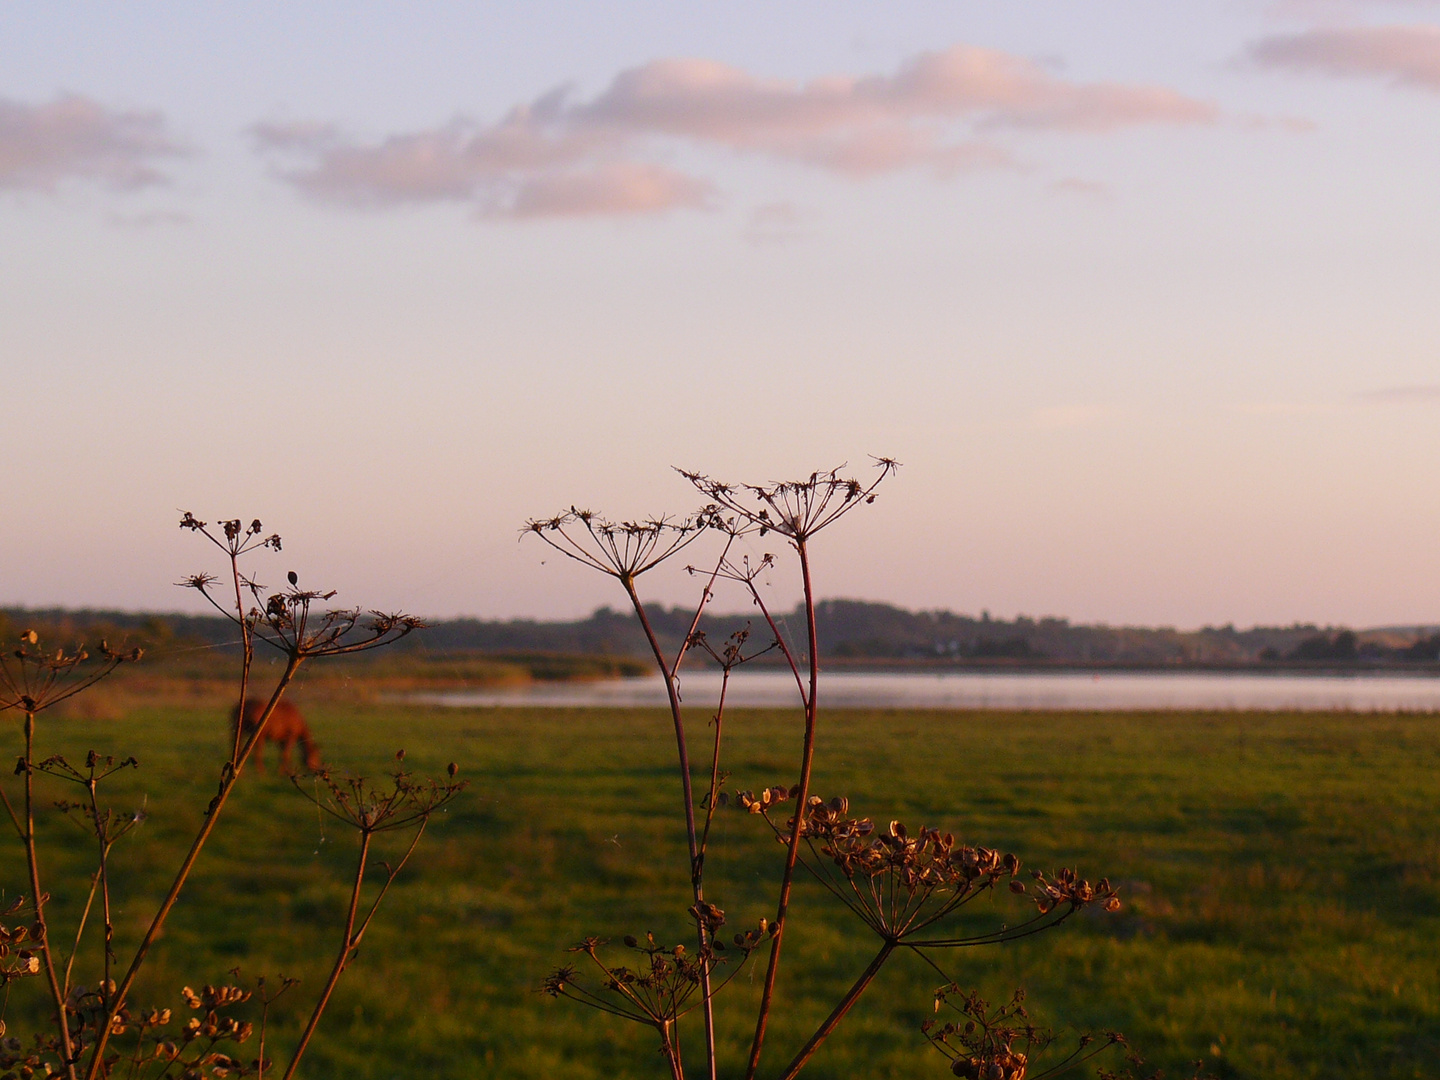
[5,600,1438,670]
[1262,629,1440,664]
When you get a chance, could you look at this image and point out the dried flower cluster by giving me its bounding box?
[0,632,141,717]
[921,987,1130,1080]
[528,461,1147,1080]
[2,514,455,1080]
[0,896,42,990]
[680,460,897,542]
[294,756,465,836]
[543,925,772,1080]
[524,509,720,581]
[745,794,1081,944]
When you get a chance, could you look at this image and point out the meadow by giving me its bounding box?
[5,702,1437,1079]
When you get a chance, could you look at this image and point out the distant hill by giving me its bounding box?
[5,601,1439,671]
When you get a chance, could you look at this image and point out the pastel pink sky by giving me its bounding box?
[3,2,1439,627]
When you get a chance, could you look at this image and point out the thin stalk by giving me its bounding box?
[257,999,272,1080]
[776,941,895,1080]
[0,786,22,839]
[230,553,251,765]
[697,669,730,859]
[84,782,115,996]
[741,578,806,707]
[281,829,371,1080]
[83,657,302,1080]
[281,822,424,1078]
[353,823,426,937]
[671,535,733,676]
[622,575,716,1080]
[62,869,102,995]
[661,1019,686,1080]
[744,538,820,1080]
[22,711,79,1080]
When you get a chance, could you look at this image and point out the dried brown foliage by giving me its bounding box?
[1,515,454,1080]
[531,461,1148,1080]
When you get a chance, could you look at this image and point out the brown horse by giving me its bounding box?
[231,698,321,775]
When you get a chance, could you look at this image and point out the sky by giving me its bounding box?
[3,1,1440,628]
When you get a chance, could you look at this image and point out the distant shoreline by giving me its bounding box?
[7,602,1440,676]
[816,656,1440,677]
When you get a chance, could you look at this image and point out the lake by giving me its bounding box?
[415,669,1440,712]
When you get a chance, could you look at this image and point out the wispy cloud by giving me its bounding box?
[1358,383,1440,402]
[255,44,1217,219]
[1248,24,1440,90]
[1231,399,1334,415]
[744,200,812,244]
[1049,176,1111,199]
[104,209,192,228]
[1265,0,1440,16]
[0,94,184,192]
[506,163,713,218]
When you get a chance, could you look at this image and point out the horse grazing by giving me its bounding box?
[231,698,321,775]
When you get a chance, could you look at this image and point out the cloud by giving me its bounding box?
[1266,0,1440,16]
[254,113,614,210]
[579,49,1213,140]
[248,120,342,152]
[1049,176,1111,199]
[105,209,192,228]
[257,44,1215,218]
[1232,399,1334,415]
[502,163,713,218]
[744,200,812,244]
[1248,24,1440,90]
[0,94,184,192]
[1357,383,1440,401]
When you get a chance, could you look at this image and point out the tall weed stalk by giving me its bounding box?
[531,462,1151,1080]
[1,515,461,1080]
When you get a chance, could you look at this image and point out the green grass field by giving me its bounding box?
[5,704,1438,1078]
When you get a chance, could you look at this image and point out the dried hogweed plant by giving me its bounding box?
[282,754,464,1080]
[530,461,1135,1080]
[922,987,1124,1080]
[1,514,449,1080]
[1,631,141,1075]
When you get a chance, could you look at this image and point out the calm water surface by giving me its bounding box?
[416,670,1440,712]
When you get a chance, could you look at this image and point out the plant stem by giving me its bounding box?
[282,829,371,1080]
[82,657,302,1080]
[84,782,115,998]
[697,669,729,858]
[22,711,79,1080]
[622,575,717,1080]
[230,552,252,766]
[62,869,101,996]
[661,1020,686,1080]
[776,941,895,1080]
[744,539,820,1080]
[257,998,271,1080]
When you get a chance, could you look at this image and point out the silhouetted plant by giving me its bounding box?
[530,461,1139,1079]
[281,753,464,1080]
[1,515,449,1080]
[1,632,141,1075]
[922,986,1124,1080]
